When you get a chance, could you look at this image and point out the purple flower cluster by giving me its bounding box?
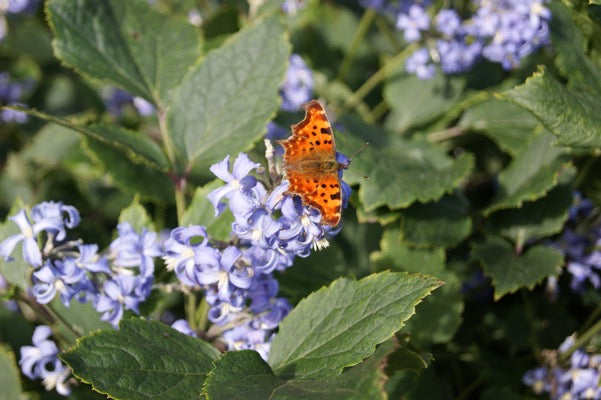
[550,193,601,293]
[280,54,314,111]
[363,0,551,79]
[0,72,33,123]
[164,151,350,359]
[20,325,71,396]
[102,87,155,117]
[523,335,601,399]
[0,202,158,328]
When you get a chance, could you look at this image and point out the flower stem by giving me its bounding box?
[337,8,376,82]
[560,318,601,363]
[341,43,418,115]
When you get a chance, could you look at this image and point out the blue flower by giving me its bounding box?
[282,0,306,15]
[171,319,197,337]
[110,222,162,278]
[280,54,313,111]
[405,48,436,80]
[396,4,430,42]
[207,153,261,217]
[20,325,71,396]
[31,259,90,305]
[95,273,152,328]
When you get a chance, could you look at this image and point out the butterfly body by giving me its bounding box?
[281,100,345,226]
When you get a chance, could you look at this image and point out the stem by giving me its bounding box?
[580,302,601,334]
[185,292,197,329]
[560,318,601,363]
[195,298,210,332]
[369,99,389,122]
[174,182,187,222]
[427,126,466,142]
[337,9,376,82]
[521,290,540,357]
[44,303,82,339]
[341,43,418,114]
[455,376,485,400]
[374,15,402,53]
[432,91,490,131]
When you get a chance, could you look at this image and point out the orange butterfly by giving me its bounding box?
[281,100,347,226]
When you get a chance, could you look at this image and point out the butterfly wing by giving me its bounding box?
[286,169,342,226]
[282,100,336,165]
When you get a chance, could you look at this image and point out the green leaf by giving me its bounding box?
[168,14,289,175]
[204,341,395,400]
[487,184,573,243]
[10,107,169,171]
[277,242,346,305]
[0,346,25,400]
[484,130,571,215]
[268,271,441,379]
[502,67,601,149]
[51,299,112,342]
[399,194,472,248]
[61,319,220,400]
[370,230,463,345]
[47,0,202,104]
[549,2,601,92]
[471,236,564,300]
[203,351,286,399]
[119,197,154,232]
[0,201,32,291]
[83,136,174,202]
[458,98,538,156]
[385,71,464,133]
[351,136,474,212]
[181,181,234,242]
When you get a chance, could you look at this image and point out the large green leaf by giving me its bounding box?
[61,319,220,400]
[502,67,601,149]
[472,236,564,300]
[47,0,202,104]
[385,70,464,133]
[351,136,474,212]
[51,299,112,342]
[0,346,25,400]
[181,181,234,242]
[399,194,472,248]
[168,14,289,175]
[268,271,441,379]
[484,130,571,215]
[371,230,463,345]
[204,341,394,400]
[487,184,573,244]
[458,98,538,156]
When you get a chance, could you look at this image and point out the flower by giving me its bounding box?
[171,319,197,337]
[396,4,430,42]
[20,326,71,396]
[280,54,313,111]
[405,47,436,80]
[94,273,153,328]
[110,222,162,278]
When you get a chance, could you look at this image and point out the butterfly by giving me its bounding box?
[280,100,347,226]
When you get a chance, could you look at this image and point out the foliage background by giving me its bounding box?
[1,0,601,399]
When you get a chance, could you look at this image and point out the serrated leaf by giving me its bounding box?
[472,236,564,300]
[385,70,464,133]
[352,137,474,212]
[502,67,601,149]
[119,198,154,233]
[0,201,32,291]
[458,98,538,156]
[400,194,472,248]
[487,184,573,243]
[181,181,233,242]
[204,341,395,400]
[168,14,289,175]
[203,351,286,399]
[484,130,571,215]
[370,230,463,345]
[0,346,25,400]
[276,242,346,305]
[47,0,202,104]
[268,271,441,379]
[61,319,220,400]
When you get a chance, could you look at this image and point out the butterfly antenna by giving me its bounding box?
[349,142,369,160]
